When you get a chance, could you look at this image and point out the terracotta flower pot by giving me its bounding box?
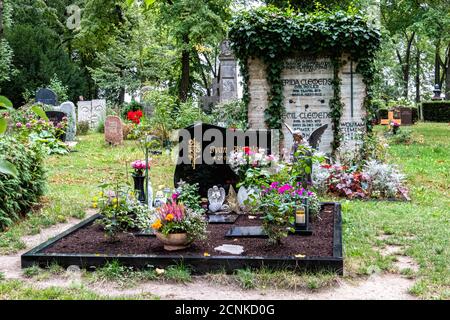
[156,232,191,251]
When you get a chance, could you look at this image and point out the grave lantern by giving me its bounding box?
[294,198,312,235]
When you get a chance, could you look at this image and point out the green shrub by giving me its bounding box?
[0,135,47,230]
[96,119,105,133]
[77,121,90,135]
[210,99,248,129]
[422,101,450,122]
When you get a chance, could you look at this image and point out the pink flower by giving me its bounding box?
[172,193,180,201]
[26,123,32,128]
[16,122,23,128]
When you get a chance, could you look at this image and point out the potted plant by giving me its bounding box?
[131,159,150,203]
[151,202,207,251]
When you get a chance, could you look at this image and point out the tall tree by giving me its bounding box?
[156,0,231,102]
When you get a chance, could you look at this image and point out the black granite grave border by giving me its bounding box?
[21,202,343,275]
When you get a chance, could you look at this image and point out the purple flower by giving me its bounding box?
[172,193,180,201]
[16,122,23,128]
[26,122,32,128]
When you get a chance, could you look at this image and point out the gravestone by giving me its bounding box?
[91,99,107,129]
[247,54,366,154]
[45,111,66,126]
[173,123,273,197]
[59,102,77,141]
[104,116,123,145]
[36,88,58,106]
[45,111,67,141]
[77,99,106,129]
[218,40,238,103]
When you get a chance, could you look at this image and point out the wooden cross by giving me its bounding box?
[380,111,401,125]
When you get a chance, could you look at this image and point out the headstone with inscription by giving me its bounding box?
[173,123,273,197]
[59,102,77,141]
[247,54,367,154]
[104,116,123,145]
[36,88,58,106]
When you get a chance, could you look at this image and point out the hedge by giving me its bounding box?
[422,101,450,122]
[0,135,47,230]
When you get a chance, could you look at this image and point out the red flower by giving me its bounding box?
[127,110,143,124]
[243,146,251,155]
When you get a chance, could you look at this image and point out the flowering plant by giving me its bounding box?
[312,161,409,200]
[228,147,279,186]
[131,159,150,176]
[250,182,320,244]
[127,110,143,124]
[151,202,207,241]
[93,183,146,240]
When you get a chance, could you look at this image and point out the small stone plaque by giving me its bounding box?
[134,229,156,237]
[208,214,239,224]
[225,226,267,238]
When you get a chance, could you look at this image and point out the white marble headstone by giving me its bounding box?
[60,101,77,141]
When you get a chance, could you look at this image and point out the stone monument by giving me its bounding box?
[77,99,106,129]
[36,88,58,106]
[59,101,77,141]
[104,116,123,145]
[247,54,367,154]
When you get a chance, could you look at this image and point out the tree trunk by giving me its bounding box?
[179,34,190,102]
[119,87,125,105]
[402,32,415,98]
[446,43,450,100]
[415,47,420,103]
[435,42,441,87]
[0,0,4,38]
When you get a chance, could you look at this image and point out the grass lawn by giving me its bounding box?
[0,123,448,299]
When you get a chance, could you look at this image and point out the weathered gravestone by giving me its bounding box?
[104,116,123,145]
[36,88,58,106]
[247,54,366,154]
[45,111,67,141]
[77,99,106,129]
[173,123,273,197]
[59,102,77,141]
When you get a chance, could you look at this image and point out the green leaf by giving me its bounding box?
[0,96,13,109]
[0,159,19,177]
[31,105,49,121]
[0,118,7,134]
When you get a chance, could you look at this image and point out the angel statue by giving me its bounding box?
[207,186,228,213]
[284,123,328,187]
[283,123,328,154]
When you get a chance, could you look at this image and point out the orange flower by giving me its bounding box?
[165,214,174,222]
[152,219,162,230]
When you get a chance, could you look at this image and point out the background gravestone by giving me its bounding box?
[105,116,123,145]
[36,88,58,106]
[91,99,107,129]
[173,123,272,197]
[45,111,67,141]
[77,99,107,129]
[59,102,77,141]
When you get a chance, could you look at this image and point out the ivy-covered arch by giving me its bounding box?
[229,7,381,152]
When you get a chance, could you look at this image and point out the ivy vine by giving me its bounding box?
[229,6,381,151]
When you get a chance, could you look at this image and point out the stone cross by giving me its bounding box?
[380,111,402,125]
[105,116,123,145]
[59,101,77,141]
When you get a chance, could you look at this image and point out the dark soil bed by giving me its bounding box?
[43,205,335,258]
